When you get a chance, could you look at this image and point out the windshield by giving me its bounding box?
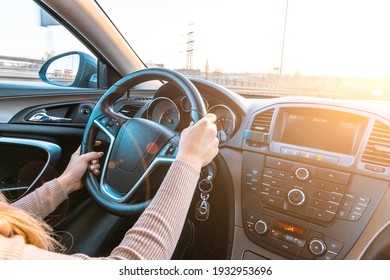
[98,0,390,100]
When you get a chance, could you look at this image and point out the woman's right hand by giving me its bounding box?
[176,113,219,172]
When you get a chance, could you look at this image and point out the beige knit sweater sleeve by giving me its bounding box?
[2,159,199,260]
[74,159,200,260]
[12,179,68,219]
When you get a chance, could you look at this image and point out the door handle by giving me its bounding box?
[28,112,72,123]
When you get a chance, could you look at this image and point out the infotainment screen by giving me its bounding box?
[281,109,359,154]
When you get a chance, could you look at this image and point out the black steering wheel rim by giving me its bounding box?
[81,68,206,216]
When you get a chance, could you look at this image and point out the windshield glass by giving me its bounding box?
[98,0,390,100]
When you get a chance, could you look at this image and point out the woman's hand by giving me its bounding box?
[176,114,219,172]
[58,144,104,195]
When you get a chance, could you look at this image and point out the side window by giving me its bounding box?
[0,0,97,88]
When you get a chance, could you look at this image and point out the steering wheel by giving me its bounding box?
[81,68,206,216]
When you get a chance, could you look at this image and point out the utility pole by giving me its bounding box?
[186,23,195,71]
[204,59,209,80]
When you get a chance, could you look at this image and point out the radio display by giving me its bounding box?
[276,222,304,238]
[281,110,359,154]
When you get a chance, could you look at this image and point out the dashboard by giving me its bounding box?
[117,79,390,260]
[131,82,240,145]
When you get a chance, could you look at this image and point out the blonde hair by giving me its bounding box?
[0,192,61,251]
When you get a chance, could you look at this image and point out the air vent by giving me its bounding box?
[118,103,144,118]
[362,121,390,167]
[244,108,275,146]
[251,108,275,133]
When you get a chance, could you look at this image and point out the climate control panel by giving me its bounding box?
[245,214,344,260]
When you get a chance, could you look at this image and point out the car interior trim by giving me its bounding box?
[0,137,61,198]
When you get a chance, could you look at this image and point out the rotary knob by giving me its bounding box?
[295,167,310,181]
[308,238,327,256]
[254,219,269,235]
[287,188,305,206]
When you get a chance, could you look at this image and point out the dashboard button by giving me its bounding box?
[326,183,346,194]
[246,181,256,192]
[299,151,317,160]
[344,191,357,201]
[281,147,300,157]
[315,179,328,189]
[318,251,338,260]
[293,238,306,248]
[341,199,353,209]
[247,168,260,177]
[316,169,350,185]
[275,170,293,180]
[307,207,334,221]
[329,193,343,204]
[269,186,286,198]
[365,164,385,173]
[323,237,344,253]
[261,184,272,194]
[323,202,339,213]
[312,189,331,200]
[262,176,289,189]
[268,238,302,255]
[357,195,370,206]
[266,157,293,172]
[351,202,367,215]
[309,197,327,209]
[337,209,349,219]
[316,154,339,164]
[262,194,284,208]
[347,212,361,221]
[263,168,277,177]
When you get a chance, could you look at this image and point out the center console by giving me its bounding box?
[241,105,388,259]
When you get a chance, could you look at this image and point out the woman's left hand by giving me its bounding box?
[58,144,104,195]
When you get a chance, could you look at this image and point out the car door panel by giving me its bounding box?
[0,83,105,200]
[0,137,61,201]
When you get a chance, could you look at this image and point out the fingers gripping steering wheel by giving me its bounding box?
[81,68,206,216]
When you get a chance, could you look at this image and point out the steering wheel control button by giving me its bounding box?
[254,219,269,235]
[309,238,327,256]
[287,188,305,206]
[159,143,178,158]
[295,167,310,181]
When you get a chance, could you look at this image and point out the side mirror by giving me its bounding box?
[39,51,97,88]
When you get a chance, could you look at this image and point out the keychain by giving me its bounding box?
[195,175,213,221]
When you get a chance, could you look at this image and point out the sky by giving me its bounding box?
[1,0,390,78]
[98,0,390,77]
